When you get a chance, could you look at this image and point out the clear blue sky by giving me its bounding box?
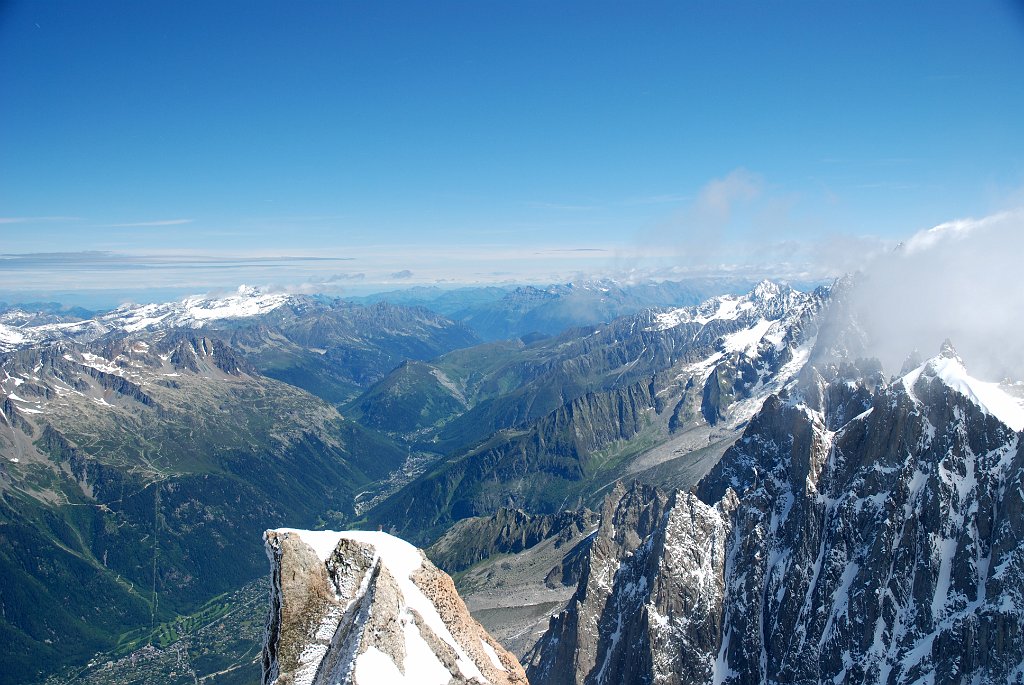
[2,1,1023,303]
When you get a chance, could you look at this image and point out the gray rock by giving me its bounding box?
[529,345,1024,684]
[262,529,527,685]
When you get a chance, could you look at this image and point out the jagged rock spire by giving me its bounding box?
[939,338,960,360]
[899,348,923,376]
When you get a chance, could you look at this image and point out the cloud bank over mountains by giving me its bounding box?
[850,209,1024,380]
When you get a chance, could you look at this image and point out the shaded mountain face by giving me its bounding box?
[363,280,829,542]
[427,506,598,575]
[393,280,825,449]
[527,344,1024,684]
[526,482,735,685]
[241,298,480,404]
[262,529,526,685]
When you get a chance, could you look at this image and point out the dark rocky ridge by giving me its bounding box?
[428,506,599,574]
[528,345,1024,684]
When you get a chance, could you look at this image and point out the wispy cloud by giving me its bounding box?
[850,182,920,191]
[616,167,898,282]
[632,168,769,264]
[0,251,367,305]
[525,201,602,211]
[623,193,690,206]
[0,252,354,268]
[239,214,353,226]
[537,248,608,254]
[693,168,764,222]
[818,157,916,166]
[0,216,82,224]
[105,219,194,227]
[903,210,1019,253]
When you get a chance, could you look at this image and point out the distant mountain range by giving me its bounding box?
[346,277,780,341]
[7,277,1023,684]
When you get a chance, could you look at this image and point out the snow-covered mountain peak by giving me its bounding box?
[648,294,738,331]
[0,286,295,351]
[901,344,1024,431]
[0,322,30,349]
[562,278,617,293]
[751,278,784,302]
[648,280,809,335]
[634,282,827,431]
[532,353,1024,684]
[178,287,290,322]
[110,286,292,333]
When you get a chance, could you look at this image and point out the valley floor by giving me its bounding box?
[39,579,268,685]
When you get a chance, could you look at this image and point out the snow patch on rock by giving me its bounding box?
[902,348,1024,431]
[263,528,526,685]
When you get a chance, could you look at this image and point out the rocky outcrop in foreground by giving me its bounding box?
[262,529,527,685]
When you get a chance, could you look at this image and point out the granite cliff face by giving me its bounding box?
[262,528,527,685]
[528,344,1024,684]
[525,482,737,685]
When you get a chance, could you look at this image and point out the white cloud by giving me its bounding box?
[902,210,1018,253]
[850,209,1024,379]
[693,168,764,223]
[106,219,194,227]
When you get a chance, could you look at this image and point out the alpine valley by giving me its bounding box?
[4,278,1024,684]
